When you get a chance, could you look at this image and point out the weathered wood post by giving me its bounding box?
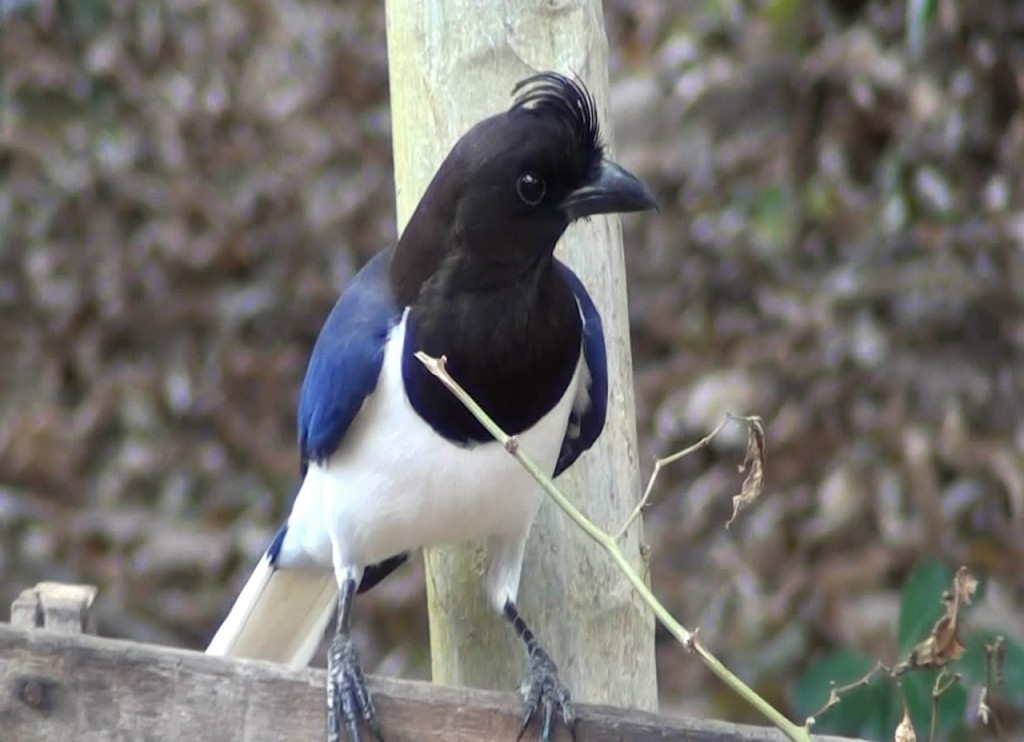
[385,0,658,711]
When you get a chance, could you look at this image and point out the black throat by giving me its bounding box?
[397,253,583,444]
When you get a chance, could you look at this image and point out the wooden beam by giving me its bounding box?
[0,624,864,742]
[385,0,657,710]
[10,582,97,635]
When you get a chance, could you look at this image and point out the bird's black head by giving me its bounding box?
[391,72,656,303]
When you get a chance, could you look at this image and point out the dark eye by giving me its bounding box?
[516,172,546,206]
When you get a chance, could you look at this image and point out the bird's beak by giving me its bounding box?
[561,159,657,221]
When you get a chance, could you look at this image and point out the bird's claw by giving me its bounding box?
[327,634,383,742]
[516,647,576,742]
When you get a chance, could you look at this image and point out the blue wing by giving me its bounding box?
[279,248,411,589]
[552,261,608,477]
[298,248,400,470]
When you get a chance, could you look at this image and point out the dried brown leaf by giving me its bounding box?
[726,416,765,528]
[952,565,977,606]
[894,566,976,674]
[894,706,917,742]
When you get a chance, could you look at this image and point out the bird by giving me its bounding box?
[205,71,656,742]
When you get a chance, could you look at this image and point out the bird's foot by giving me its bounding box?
[327,632,382,742]
[517,646,576,742]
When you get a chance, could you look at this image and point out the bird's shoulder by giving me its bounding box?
[297,248,400,469]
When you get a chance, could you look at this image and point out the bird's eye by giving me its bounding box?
[516,173,546,206]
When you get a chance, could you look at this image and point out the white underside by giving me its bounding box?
[277,312,584,612]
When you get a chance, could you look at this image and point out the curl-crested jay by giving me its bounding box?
[206,72,656,742]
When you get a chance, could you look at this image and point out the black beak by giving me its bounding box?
[561,159,657,221]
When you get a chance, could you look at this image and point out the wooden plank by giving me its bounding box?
[0,625,863,742]
[9,582,97,634]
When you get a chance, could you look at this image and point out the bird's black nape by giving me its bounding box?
[510,73,604,169]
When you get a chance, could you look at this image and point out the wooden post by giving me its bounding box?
[385,0,657,710]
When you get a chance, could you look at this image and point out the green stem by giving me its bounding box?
[415,352,809,742]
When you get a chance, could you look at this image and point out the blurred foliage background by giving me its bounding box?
[2,0,1023,738]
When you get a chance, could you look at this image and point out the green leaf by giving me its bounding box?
[898,558,953,654]
[792,650,899,740]
[1000,636,1024,706]
[959,630,995,686]
[960,630,1024,708]
[901,669,967,738]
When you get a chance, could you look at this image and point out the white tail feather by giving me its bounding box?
[206,557,337,667]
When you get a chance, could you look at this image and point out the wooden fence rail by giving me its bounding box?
[0,583,862,741]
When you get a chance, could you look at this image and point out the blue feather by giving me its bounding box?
[552,261,607,477]
[297,249,399,468]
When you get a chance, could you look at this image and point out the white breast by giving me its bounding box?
[278,312,582,586]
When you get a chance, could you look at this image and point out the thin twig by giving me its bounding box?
[415,351,809,742]
[980,636,1005,737]
[930,670,960,742]
[614,415,734,541]
[805,661,887,727]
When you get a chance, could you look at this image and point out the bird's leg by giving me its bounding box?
[504,600,576,742]
[327,577,382,742]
